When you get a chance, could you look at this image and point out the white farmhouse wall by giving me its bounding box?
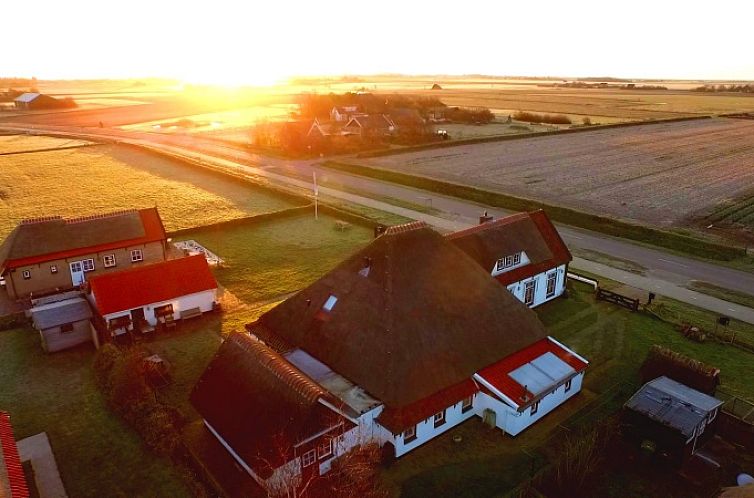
[393,395,478,457]
[506,264,567,308]
[501,371,583,436]
[101,289,217,326]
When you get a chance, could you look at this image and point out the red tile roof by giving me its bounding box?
[88,255,217,315]
[0,411,29,498]
[377,379,478,434]
[1,208,167,272]
[448,210,572,286]
[477,337,588,409]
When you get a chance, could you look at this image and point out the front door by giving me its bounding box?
[131,308,146,329]
[69,261,85,286]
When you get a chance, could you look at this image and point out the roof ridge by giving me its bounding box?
[230,333,327,404]
[65,209,139,225]
[384,220,428,235]
[445,212,532,239]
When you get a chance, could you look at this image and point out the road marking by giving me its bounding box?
[657,258,689,268]
[729,308,737,312]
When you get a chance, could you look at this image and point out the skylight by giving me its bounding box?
[323,295,338,312]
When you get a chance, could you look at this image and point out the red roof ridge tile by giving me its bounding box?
[0,411,30,498]
[384,220,429,235]
[445,211,532,240]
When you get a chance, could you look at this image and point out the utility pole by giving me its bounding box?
[312,170,319,220]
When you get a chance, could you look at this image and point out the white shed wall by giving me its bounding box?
[101,289,217,326]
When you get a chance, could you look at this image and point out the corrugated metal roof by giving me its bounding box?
[625,376,723,438]
[13,93,40,103]
[508,351,575,396]
[30,298,92,330]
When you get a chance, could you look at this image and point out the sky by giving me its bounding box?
[2,0,753,83]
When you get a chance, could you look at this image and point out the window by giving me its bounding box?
[462,395,473,413]
[433,410,446,428]
[530,401,540,416]
[82,258,95,272]
[22,270,31,280]
[564,379,572,393]
[103,254,117,268]
[301,449,316,467]
[546,272,557,298]
[60,323,74,334]
[322,295,338,312]
[495,253,522,272]
[50,265,58,274]
[524,280,536,306]
[402,425,417,443]
[513,253,521,265]
[317,439,333,460]
[131,249,143,262]
[70,261,82,273]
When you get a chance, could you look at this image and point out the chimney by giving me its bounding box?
[479,210,494,225]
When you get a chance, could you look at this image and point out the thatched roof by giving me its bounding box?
[248,221,548,409]
[190,333,345,475]
[0,208,166,273]
[448,210,572,284]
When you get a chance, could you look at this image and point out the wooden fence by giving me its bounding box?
[596,287,640,312]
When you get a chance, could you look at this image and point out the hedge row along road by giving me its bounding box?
[1,122,753,324]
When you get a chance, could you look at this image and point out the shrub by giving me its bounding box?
[582,116,592,125]
[513,111,572,125]
[93,343,121,390]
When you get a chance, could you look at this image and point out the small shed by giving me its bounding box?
[622,376,723,464]
[30,297,94,352]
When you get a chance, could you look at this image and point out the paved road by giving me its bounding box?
[3,123,753,323]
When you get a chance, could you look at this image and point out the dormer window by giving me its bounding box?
[495,252,522,272]
[323,295,338,312]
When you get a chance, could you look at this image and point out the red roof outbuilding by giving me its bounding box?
[88,255,217,315]
[0,411,29,498]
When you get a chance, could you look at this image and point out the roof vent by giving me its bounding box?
[479,211,494,225]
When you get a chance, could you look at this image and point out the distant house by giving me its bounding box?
[13,92,60,110]
[342,114,395,138]
[87,255,218,335]
[307,118,327,138]
[0,411,30,498]
[30,295,94,353]
[448,210,572,308]
[622,376,723,464]
[192,221,587,489]
[0,208,169,300]
[330,106,359,122]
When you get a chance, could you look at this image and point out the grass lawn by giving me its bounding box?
[381,281,754,498]
[178,213,373,304]
[0,141,299,238]
[687,280,754,309]
[0,327,190,497]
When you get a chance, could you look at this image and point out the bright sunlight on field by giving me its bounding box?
[0,138,299,237]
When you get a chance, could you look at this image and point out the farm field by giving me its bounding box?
[177,213,373,304]
[360,118,754,233]
[0,138,299,238]
[0,134,93,153]
[381,281,754,497]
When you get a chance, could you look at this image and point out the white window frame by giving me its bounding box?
[496,253,522,272]
[317,439,333,460]
[513,253,521,265]
[103,254,117,268]
[545,271,557,298]
[301,449,316,467]
[22,269,31,280]
[462,395,473,413]
[131,249,143,262]
[82,258,95,272]
[524,280,536,306]
[50,264,58,274]
[433,410,446,428]
[402,425,416,442]
[530,401,540,416]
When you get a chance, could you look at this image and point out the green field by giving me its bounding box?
[381,281,754,497]
[0,139,299,238]
[179,213,374,305]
